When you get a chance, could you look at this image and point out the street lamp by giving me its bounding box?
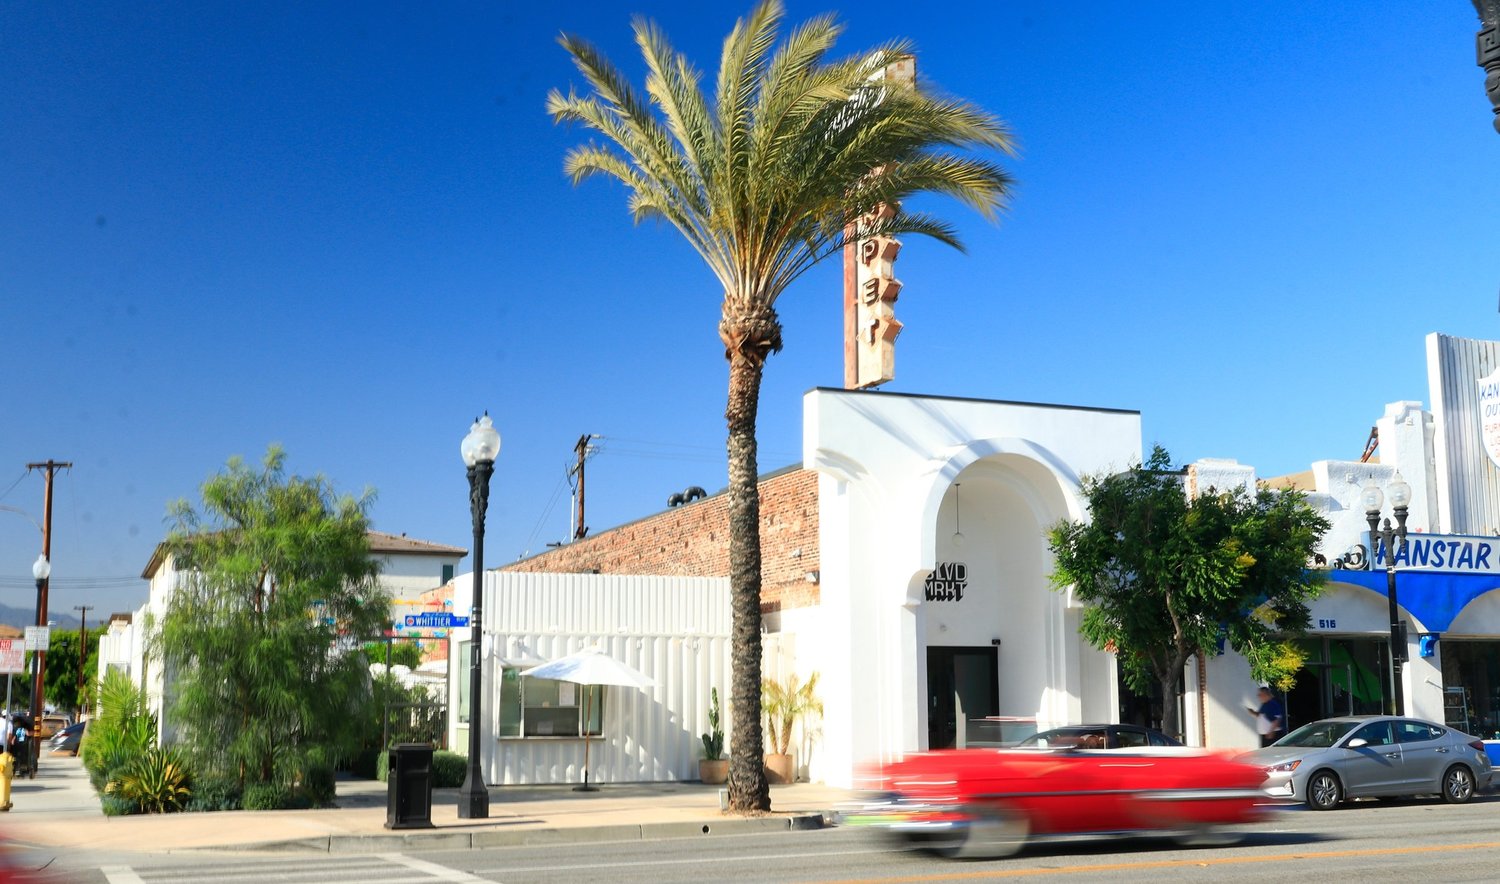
[1361,475,1412,717]
[29,554,50,774]
[458,413,500,820]
[1474,0,1500,134]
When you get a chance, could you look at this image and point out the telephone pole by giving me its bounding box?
[571,435,590,540]
[27,460,70,729]
[73,604,92,718]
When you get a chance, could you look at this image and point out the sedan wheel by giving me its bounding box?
[1442,765,1476,805]
[1306,770,1342,810]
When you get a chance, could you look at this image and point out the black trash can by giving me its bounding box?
[385,742,435,829]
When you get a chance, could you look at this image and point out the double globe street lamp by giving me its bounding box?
[1361,475,1411,717]
[458,413,500,819]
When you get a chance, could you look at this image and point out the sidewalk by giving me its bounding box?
[0,753,853,854]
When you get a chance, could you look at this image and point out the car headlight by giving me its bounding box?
[1264,759,1301,774]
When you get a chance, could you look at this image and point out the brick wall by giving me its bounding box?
[501,467,820,612]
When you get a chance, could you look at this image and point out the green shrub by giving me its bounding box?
[105,747,193,814]
[100,793,137,817]
[432,751,467,788]
[300,763,337,805]
[242,782,289,810]
[185,777,241,812]
[375,748,389,782]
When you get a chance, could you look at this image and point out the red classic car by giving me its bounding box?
[846,746,1275,858]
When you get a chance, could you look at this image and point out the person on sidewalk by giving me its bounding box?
[1246,686,1285,748]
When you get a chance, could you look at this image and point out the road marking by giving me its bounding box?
[379,853,489,882]
[477,845,906,875]
[828,839,1500,881]
[100,867,146,884]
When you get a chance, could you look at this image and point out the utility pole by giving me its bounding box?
[73,604,92,719]
[569,435,598,541]
[27,460,70,730]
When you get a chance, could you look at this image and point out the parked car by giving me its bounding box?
[1013,723,1180,750]
[845,748,1271,858]
[47,720,85,755]
[1239,715,1493,810]
[36,714,71,740]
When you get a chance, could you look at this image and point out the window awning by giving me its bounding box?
[1327,569,1500,633]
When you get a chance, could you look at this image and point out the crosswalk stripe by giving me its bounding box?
[378,853,489,882]
[100,866,146,884]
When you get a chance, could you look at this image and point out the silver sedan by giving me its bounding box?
[1239,715,1493,810]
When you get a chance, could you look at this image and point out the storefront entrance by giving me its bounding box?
[1440,640,1500,738]
[927,646,998,749]
[1288,638,1389,728]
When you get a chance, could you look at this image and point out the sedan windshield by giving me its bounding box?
[1275,720,1361,748]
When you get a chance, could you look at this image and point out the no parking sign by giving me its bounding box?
[0,639,23,674]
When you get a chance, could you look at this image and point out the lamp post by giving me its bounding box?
[458,413,500,820]
[29,554,50,776]
[1474,0,1500,134]
[1361,475,1412,717]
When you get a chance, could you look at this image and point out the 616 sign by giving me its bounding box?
[924,562,968,602]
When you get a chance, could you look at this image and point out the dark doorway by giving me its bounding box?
[1288,638,1388,729]
[927,646,998,749]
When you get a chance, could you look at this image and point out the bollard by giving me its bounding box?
[0,751,13,811]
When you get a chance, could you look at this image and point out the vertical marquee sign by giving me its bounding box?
[843,56,915,390]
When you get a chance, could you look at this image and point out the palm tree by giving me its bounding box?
[549,0,1014,812]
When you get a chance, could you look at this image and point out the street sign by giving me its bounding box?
[23,626,50,652]
[0,639,23,674]
[403,612,470,629]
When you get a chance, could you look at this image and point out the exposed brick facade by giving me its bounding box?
[501,467,821,612]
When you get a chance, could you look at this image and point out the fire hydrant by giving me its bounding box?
[0,750,13,811]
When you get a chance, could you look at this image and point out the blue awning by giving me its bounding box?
[1327,569,1500,633]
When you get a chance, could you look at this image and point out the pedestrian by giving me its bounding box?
[0,713,10,759]
[1247,686,1285,747]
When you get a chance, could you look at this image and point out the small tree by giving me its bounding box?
[154,447,390,796]
[1047,446,1330,739]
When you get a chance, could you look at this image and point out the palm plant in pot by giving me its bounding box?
[762,671,821,784]
[699,688,728,784]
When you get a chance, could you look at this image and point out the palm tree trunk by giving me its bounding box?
[724,347,771,813]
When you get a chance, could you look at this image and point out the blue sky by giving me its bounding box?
[2,2,1497,615]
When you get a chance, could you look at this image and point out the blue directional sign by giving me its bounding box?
[404,612,471,628]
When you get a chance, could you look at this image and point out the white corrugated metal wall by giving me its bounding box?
[480,572,732,785]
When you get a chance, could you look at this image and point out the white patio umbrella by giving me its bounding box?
[521,647,655,791]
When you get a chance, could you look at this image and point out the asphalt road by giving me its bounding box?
[29,795,1500,883]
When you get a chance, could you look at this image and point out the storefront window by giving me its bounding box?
[1440,641,1499,737]
[457,640,471,724]
[1287,638,1387,727]
[496,667,603,738]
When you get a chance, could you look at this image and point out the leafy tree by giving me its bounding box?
[153,447,389,794]
[40,628,98,715]
[1047,446,1331,740]
[550,0,1014,811]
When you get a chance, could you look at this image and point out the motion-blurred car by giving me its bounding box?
[47,720,85,755]
[1240,715,1492,810]
[846,747,1272,858]
[1013,723,1180,750]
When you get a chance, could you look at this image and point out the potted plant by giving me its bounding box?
[698,687,728,784]
[762,671,821,784]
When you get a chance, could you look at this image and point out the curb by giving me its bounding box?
[227,812,829,854]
